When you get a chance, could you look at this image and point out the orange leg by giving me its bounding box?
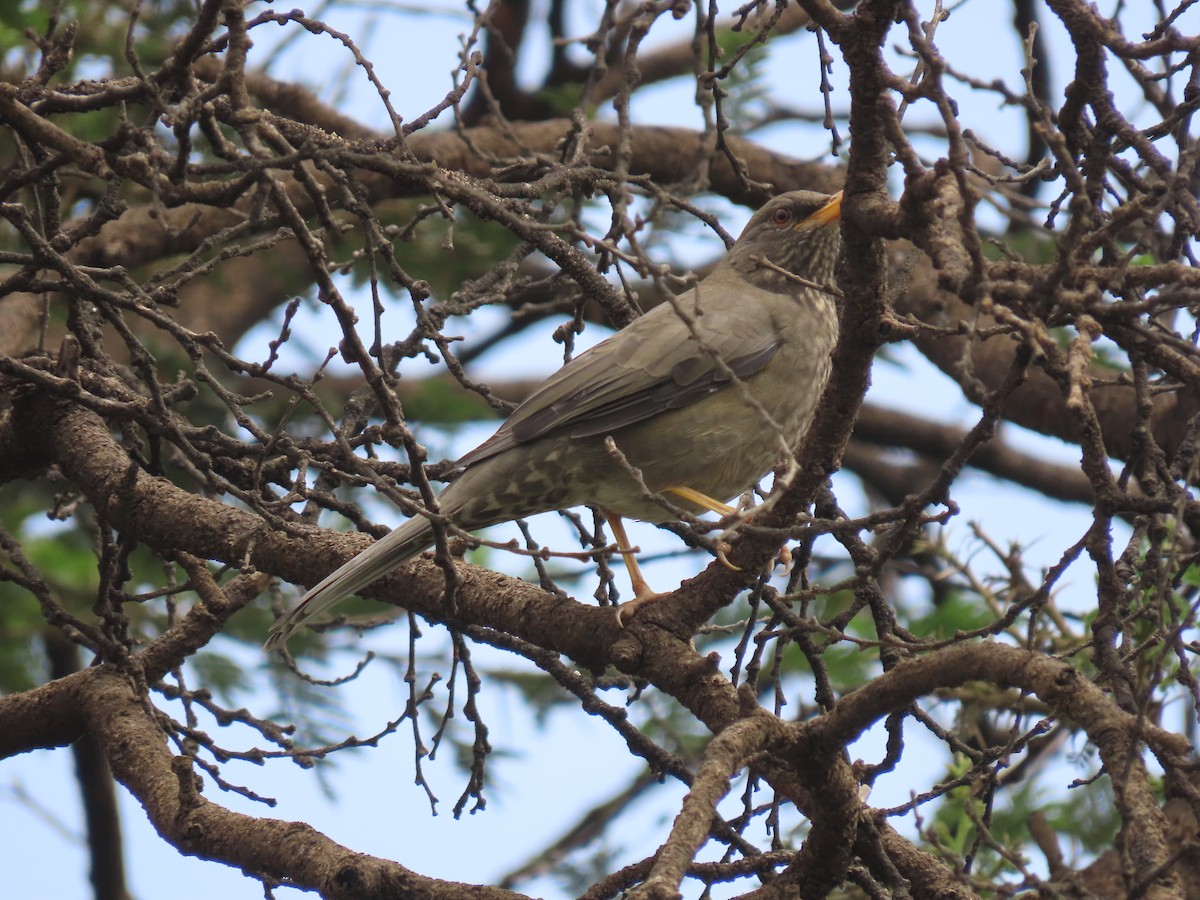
[665,486,735,516]
[600,487,763,625]
[667,487,741,572]
[599,510,662,625]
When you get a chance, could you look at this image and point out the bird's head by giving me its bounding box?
[721,190,843,293]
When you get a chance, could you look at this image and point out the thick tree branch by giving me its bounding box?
[810,642,1193,897]
[894,248,1200,465]
[1,387,981,896]
[78,664,528,899]
[43,631,131,900]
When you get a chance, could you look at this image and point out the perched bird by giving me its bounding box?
[265,189,842,650]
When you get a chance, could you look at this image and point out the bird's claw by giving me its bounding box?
[615,590,666,627]
[714,540,792,575]
[775,544,793,572]
[716,541,741,572]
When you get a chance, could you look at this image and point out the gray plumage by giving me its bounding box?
[265,190,842,649]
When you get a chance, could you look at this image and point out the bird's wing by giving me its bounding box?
[457,283,781,467]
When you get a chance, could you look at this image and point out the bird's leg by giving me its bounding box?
[666,487,741,572]
[665,486,736,516]
[666,487,791,574]
[723,504,792,573]
[599,510,663,625]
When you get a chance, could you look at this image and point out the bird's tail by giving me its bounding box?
[263,514,436,650]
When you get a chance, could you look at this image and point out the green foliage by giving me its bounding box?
[1038,775,1120,858]
[537,83,587,117]
[983,231,1058,265]
[0,490,98,693]
[353,205,523,303]
[0,590,42,694]
[928,754,1031,878]
[0,0,48,51]
[189,650,246,700]
[401,377,503,425]
[909,591,996,639]
[715,28,770,132]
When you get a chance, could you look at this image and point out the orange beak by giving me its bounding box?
[800,190,843,228]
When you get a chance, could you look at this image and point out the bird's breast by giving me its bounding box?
[597,305,838,522]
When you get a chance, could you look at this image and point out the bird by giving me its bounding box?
[265,189,842,650]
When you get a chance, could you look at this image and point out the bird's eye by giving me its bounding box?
[771,207,792,226]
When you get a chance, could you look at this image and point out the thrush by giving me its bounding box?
[265,189,842,649]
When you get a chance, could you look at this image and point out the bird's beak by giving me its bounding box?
[800,190,843,228]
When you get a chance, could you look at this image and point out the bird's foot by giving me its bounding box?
[615,585,667,627]
[718,540,791,574]
[715,540,741,572]
[775,543,793,572]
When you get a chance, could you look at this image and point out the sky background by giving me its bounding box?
[5,1,1193,897]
